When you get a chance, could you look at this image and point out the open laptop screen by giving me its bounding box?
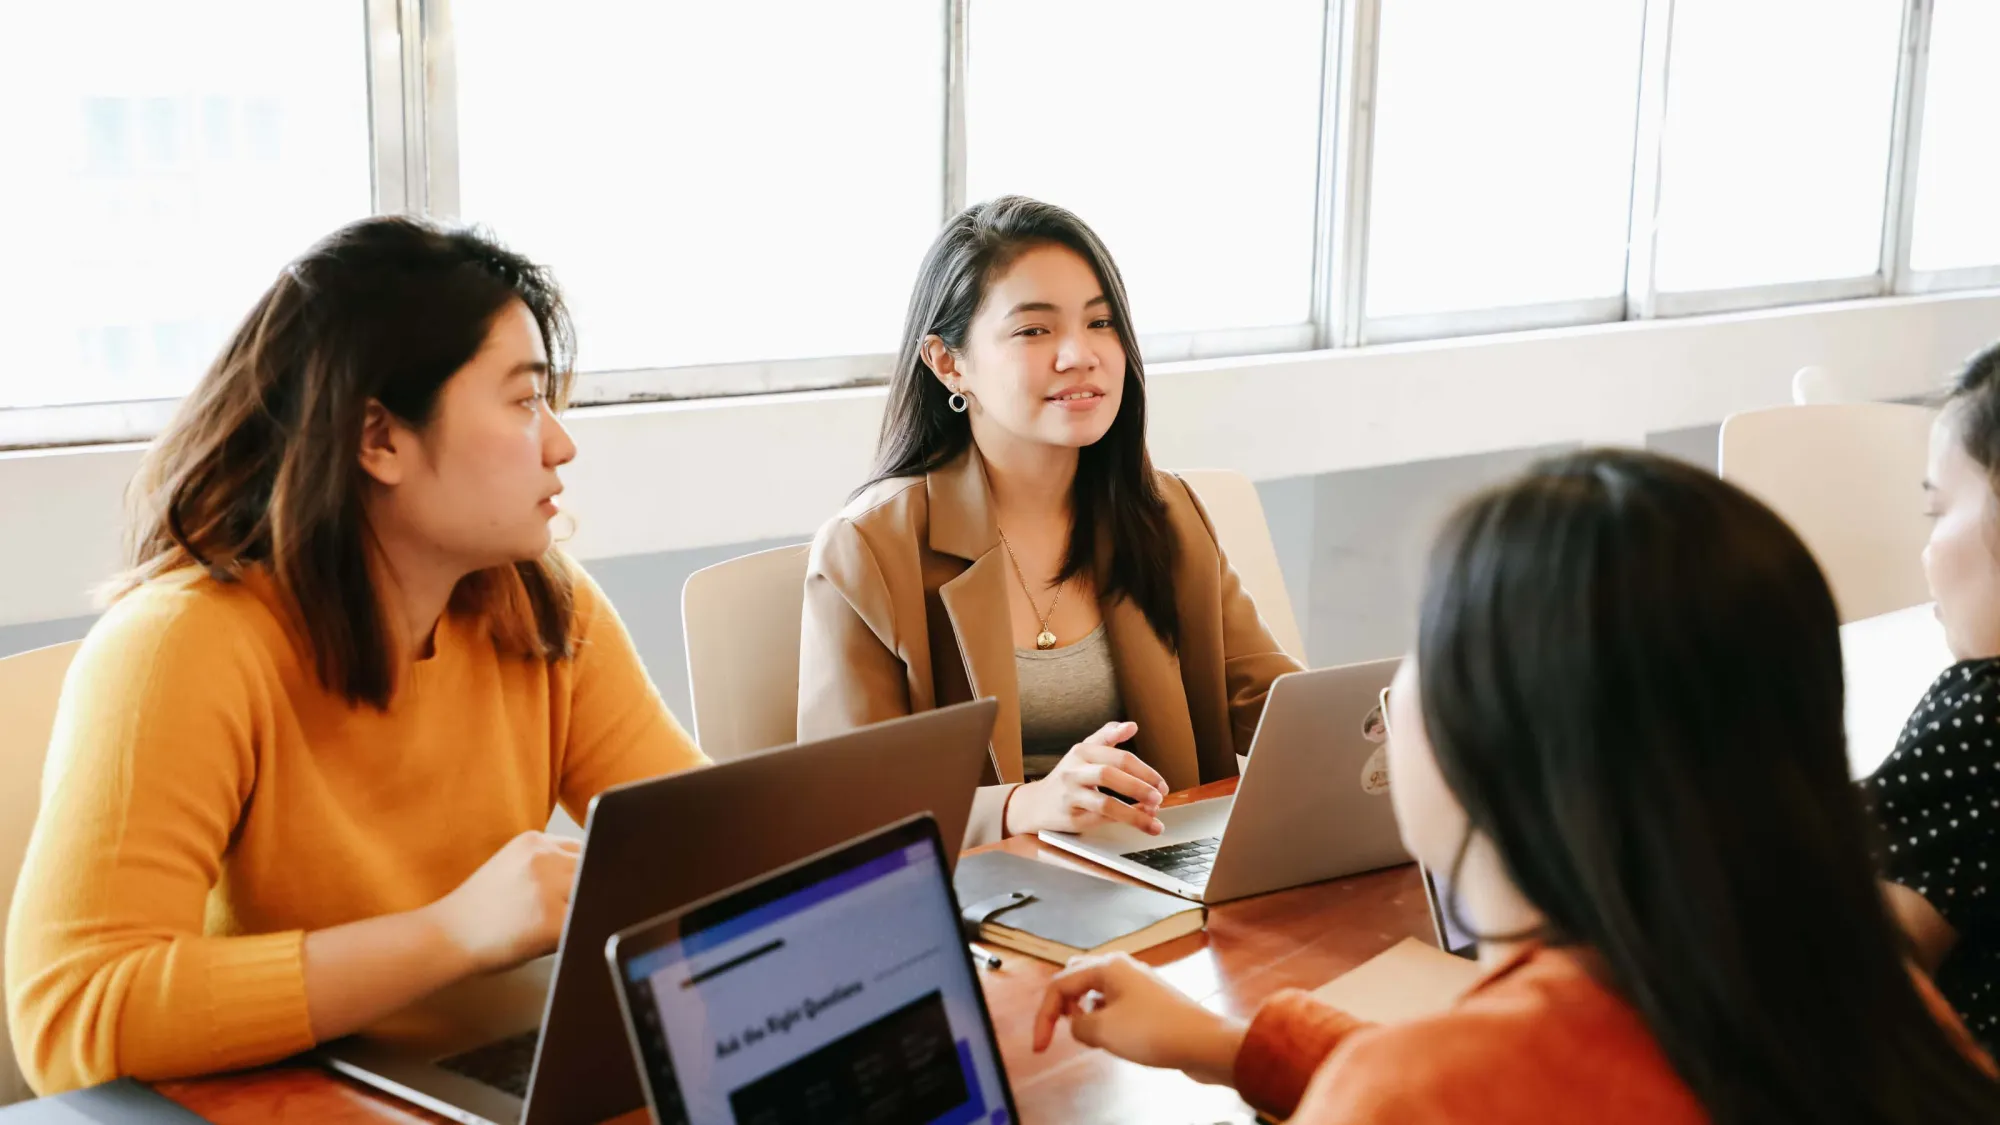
[609,818,1014,1125]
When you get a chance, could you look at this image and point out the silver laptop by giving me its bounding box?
[1038,660,1408,903]
[605,815,1019,1125]
[317,700,998,1125]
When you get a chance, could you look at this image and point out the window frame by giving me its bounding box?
[1888,0,2000,297]
[1624,0,1919,320]
[5,0,1995,448]
[1344,0,1652,346]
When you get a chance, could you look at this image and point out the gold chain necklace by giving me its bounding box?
[996,528,1063,650]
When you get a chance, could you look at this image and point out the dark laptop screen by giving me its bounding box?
[1421,864,1480,960]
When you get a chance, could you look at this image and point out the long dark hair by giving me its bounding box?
[1417,448,2000,1122]
[115,216,579,708]
[868,196,1180,648]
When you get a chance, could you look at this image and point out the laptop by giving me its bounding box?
[318,699,999,1125]
[606,815,1019,1125]
[1037,660,1408,903]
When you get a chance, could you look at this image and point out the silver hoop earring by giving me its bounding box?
[948,391,969,414]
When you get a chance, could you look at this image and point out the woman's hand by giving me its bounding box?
[423,831,582,974]
[1003,722,1168,836]
[1884,880,1960,975]
[303,832,581,1042]
[1033,952,1247,1087]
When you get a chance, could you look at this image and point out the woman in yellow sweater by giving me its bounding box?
[4,217,706,1093]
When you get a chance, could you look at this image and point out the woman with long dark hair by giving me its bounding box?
[5,217,705,1092]
[1034,449,2000,1123]
[1869,339,2000,1048]
[798,196,1301,845]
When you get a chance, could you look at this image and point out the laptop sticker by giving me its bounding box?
[1360,701,1391,795]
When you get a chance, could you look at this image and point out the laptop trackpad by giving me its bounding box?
[358,956,553,1059]
[1079,796,1233,852]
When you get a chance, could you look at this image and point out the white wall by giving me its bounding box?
[2,290,1995,631]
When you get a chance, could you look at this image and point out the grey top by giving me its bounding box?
[1015,623,1125,782]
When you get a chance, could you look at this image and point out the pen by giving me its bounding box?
[968,942,1002,970]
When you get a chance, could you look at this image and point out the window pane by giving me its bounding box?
[455,2,944,373]
[1652,0,1904,293]
[0,2,370,409]
[965,0,1324,337]
[1909,0,2000,273]
[1364,0,1646,320]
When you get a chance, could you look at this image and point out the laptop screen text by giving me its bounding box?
[620,841,1011,1125]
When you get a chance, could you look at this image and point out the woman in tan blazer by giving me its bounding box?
[799,196,1302,845]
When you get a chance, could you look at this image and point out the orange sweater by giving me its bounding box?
[1234,945,1992,1124]
[4,563,706,1093]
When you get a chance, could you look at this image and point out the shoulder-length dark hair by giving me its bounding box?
[113,215,578,708]
[1417,448,2000,1123]
[868,195,1180,648]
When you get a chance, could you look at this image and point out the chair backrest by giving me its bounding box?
[681,544,811,761]
[1175,469,1308,663]
[0,640,82,1105]
[1719,402,1937,623]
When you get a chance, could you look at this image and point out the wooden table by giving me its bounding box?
[157,778,1433,1125]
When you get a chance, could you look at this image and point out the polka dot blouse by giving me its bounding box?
[1864,657,2000,1047]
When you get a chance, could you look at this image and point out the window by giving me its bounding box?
[5,0,1998,445]
[964,0,1325,344]
[1907,0,2000,276]
[453,0,945,380]
[1649,0,1906,295]
[0,1,371,410]
[1363,0,1647,327]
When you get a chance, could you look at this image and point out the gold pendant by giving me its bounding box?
[1036,630,1058,650]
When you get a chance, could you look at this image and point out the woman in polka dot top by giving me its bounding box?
[1869,339,2000,1048]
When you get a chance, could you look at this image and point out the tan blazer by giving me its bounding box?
[798,447,1304,844]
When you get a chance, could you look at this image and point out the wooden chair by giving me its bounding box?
[1720,403,1937,623]
[0,641,83,1104]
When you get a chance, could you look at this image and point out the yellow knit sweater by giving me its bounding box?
[4,562,706,1093]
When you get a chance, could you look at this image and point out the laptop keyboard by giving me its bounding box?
[438,1030,539,1099]
[1122,836,1220,886]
